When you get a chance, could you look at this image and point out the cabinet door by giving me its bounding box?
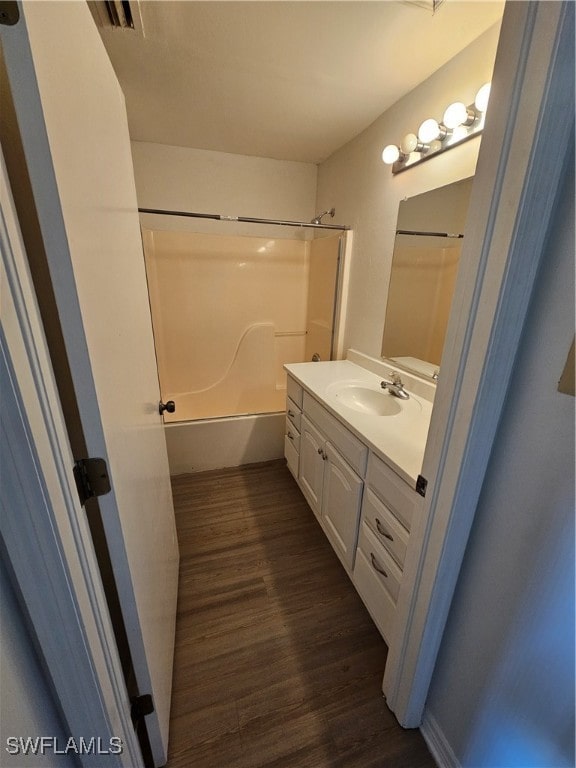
[322,443,364,569]
[298,415,325,516]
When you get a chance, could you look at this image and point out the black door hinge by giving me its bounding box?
[131,693,155,722]
[73,458,111,507]
[0,2,19,25]
[416,474,428,498]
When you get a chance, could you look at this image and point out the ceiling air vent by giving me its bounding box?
[105,0,134,28]
[88,0,144,34]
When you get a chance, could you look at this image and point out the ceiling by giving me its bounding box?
[94,1,504,165]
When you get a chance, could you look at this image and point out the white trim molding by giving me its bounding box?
[0,149,142,766]
[383,1,575,726]
[420,710,461,768]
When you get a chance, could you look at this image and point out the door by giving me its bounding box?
[321,443,363,569]
[1,148,141,767]
[298,415,325,516]
[1,4,179,765]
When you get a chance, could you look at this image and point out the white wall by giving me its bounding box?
[316,24,501,357]
[131,141,317,239]
[423,155,575,767]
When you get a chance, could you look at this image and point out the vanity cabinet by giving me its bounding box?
[284,372,418,643]
[284,378,304,480]
[353,453,415,643]
[321,443,364,570]
[298,415,325,514]
[296,392,367,571]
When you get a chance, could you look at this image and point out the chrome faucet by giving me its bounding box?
[381,371,410,399]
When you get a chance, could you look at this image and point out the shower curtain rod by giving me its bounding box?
[138,207,350,231]
[396,229,464,238]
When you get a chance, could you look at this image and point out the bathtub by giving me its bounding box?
[164,411,285,474]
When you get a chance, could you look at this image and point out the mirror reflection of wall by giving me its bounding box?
[381,177,474,381]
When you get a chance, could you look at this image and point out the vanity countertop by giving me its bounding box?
[284,359,433,487]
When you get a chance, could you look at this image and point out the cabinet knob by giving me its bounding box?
[159,400,176,415]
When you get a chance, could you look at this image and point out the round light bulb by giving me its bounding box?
[382,144,400,164]
[443,102,468,129]
[418,118,441,144]
[475,82,491,112]
[401,133,421,154]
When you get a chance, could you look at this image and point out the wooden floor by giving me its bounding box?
[166,460,435,768]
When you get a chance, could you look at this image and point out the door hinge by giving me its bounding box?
[131,693,155,721]
[416,474,428,498]
[73,457,111,507]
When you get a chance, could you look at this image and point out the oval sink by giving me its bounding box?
[331,385,402,416]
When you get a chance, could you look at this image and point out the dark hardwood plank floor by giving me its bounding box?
[166,460,435,768]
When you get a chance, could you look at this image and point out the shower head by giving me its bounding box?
[310,208,336,225]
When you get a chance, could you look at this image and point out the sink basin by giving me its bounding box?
[329,385,402,416]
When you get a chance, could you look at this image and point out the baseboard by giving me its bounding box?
[420,709,461,768]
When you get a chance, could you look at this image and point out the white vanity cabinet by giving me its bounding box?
[284,370,421,644]
[295,390,367,571]
[318,441,364,570]
[298,415,325,514]
[352,453,415,643]
[284,378,304,480]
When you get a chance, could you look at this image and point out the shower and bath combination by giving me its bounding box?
[140,204,348,427]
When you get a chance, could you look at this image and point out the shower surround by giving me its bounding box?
[142,227,346,473]
[143,228,309,421]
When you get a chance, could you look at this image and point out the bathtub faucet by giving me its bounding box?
[381,372,409,399]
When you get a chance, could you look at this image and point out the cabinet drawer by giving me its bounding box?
[357,523,402,604]
[361,489,409,569]
[303,392,368,476]
[284,435,299,479]
[353,547,396,645]
[286,396,302,432]
[285,418,300,454]
[366,453,416,531]
[287,376,303,408]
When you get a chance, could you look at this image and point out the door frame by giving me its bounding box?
[2,0,572,749]
[383,1,574,726]
[1,150,142,765]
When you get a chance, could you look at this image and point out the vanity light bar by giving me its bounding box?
[382,82,491,175]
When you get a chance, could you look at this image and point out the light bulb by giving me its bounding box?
[382,144,400,164]
[475,82,491,112]
[443,101,476,129]
[401,133,425,154]
[418,118,447,144]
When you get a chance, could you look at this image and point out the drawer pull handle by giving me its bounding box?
[288,410,296,418]
[317,447,327,460]
[376,518,394,541]
[287,431,294,440]
[370,553,388,578]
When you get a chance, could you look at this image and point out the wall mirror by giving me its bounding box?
[381,177,474,382]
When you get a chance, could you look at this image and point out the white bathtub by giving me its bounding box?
[165,411,285,475]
